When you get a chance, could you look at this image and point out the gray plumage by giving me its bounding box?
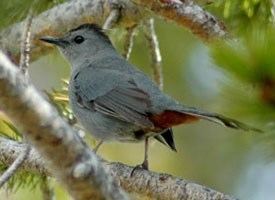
[40,24,260,154]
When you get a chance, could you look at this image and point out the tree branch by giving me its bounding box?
[0,0,227,63]
[0,51,129,200]
[0,137,237,200]
[143,18,163,90]
[0,0,143,63]
[122,26,136,60]
[0,10,34,188]
[0,144,30,188]
[19,10,33,75]
[133,0,227,40]
[0,137,48,175]
[103,2,122,30]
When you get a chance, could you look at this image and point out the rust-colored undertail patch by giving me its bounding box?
[149,110,199,129]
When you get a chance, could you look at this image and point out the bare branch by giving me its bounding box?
[143,18,163,89]
[122,26,136,60]
[133,0,227,40]
[103,3,121,30]
[0,137,237,200]
[0,52,129,200]
[0,138,48,175]
[0,0,143,63]
[19,11,33,75]
[0,0,227,63]
[0,11,34,188]
[0,145,30,188]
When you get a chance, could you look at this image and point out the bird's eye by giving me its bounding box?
[74,36,84,44]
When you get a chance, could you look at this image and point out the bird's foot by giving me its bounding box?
[130,160,149,177]
[93,140,103,154]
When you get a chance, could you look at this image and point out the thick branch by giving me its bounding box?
[133,0,227,40]
[0,0,143,63]
[0,0,227,63]
[0,52,128,200]
[0,10,33,188]
[0,137,237,200]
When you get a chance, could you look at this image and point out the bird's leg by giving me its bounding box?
[141,136,149,169]
[93,140,103,153]
[131,137,149,176]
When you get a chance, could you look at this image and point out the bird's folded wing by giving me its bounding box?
[74,67,153,128]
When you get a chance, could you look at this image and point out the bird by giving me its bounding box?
[40,23,260,171]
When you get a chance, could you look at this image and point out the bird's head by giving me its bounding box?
[40,24,113,65]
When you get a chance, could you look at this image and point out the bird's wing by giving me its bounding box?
[73,67,153,128]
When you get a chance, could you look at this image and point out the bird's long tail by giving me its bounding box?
[149,106,262,152]
[178,107,262,132]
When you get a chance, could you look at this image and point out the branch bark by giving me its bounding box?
[0,51,129,200]
[0,0,143,63]
[122,26,136,60]
[133,0,227,40]
[0,137,236,200]
[0,10,34,188]
[103,4,122,30]
[0,0,227,64]
[0,144,30,188]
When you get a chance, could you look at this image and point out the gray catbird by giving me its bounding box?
[40,24,260,170]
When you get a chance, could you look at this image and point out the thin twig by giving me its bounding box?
[19,11,33,75]
[143,18,163,90]
[103,3,121,30]
[0,145,30,188]
[122,26,136,60]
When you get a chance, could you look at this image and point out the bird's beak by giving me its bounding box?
[39,36,68,48]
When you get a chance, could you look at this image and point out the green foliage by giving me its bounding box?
[212,28,275,82]
[208,0,273,34]
[0,119,22,140]
[0,118,45,191]
[212,27,275,109]
[0,0,64,30]
[46,79,76,125]
[0,164,45,192]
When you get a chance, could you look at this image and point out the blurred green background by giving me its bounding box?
[0,0,275,199]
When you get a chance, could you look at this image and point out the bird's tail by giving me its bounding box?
[178,107,262,132]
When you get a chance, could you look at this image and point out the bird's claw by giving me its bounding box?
[130,160,148,177]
